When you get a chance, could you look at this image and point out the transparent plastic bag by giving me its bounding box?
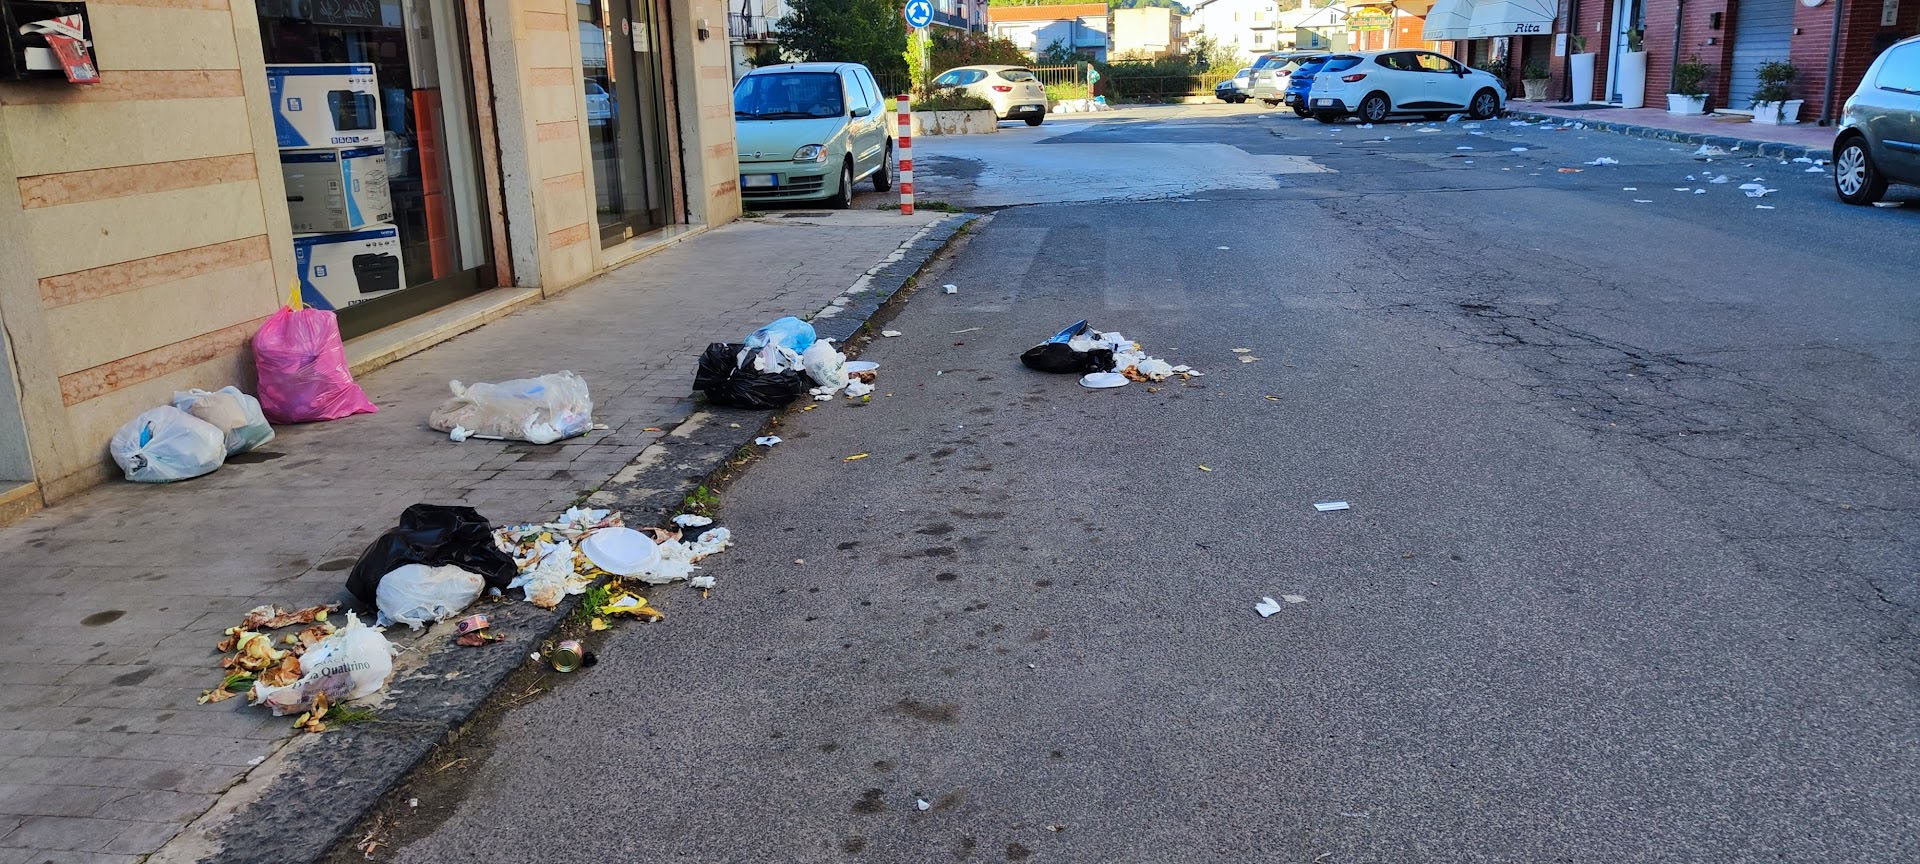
[375,563,485,629]
[109,406,226,483]
[252,613,397,715]
[801,339,847,389]
[427,371,593,444]
[253,302,377,424]
[172,386,275,455]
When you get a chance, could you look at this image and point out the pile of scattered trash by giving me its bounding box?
[695,316,878,408]
[197,502,735,731]
[1019,320,1201,390]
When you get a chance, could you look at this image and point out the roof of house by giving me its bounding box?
[987,4,1109,23]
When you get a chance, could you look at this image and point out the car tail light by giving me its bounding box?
[992,85,1012,92]
[1341,73,1367,83]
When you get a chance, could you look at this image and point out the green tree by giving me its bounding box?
[1039,38,1080,66]
[776,0,909,80]
[1185,33,1244,73]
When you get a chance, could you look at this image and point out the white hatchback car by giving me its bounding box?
[1307,50,1505,124]
[931,65,1049,126]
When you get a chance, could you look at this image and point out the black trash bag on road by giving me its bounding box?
[345,504,517,605]
[1021,342,1115,374]
[694,342,809,409]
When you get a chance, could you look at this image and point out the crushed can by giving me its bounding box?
[454,614,491,635]
[548,639,585,673]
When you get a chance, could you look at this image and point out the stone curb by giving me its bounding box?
[158,213,980,864]
[1505,110,1833,162]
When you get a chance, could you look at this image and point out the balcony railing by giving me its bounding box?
[727,12,776,41]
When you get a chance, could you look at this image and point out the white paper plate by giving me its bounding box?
[1079,372,1128,389]
[845,361,879,373]
[581,527,660,576]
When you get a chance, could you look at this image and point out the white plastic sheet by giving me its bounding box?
[428,371,593,444]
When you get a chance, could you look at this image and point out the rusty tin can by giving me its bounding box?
[548,639,585,672]
[454,614,491,635]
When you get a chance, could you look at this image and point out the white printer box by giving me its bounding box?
[293,225,406,310]
[266,64,383,148]
[281,146,391,233]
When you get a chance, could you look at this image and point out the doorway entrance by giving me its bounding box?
[582,0,679,246]
[1727,0,1795,109]
[0,312,32,488]
[1604,0,1644,103]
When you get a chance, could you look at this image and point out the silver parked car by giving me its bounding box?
[931,65,1049,126]
[1834,34,1920,205]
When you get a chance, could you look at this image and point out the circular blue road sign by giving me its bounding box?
[903,0,933,29]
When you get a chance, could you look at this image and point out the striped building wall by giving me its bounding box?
[0,0,294,502]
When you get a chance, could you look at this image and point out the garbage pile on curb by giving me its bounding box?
[197,502,735,730]
[695,316,880,407]
[429,371,594,444]
[1019,320,1199,390]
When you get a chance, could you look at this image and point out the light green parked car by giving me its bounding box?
[734,62,894,209]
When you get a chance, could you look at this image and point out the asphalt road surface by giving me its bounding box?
[368,106,1920,863]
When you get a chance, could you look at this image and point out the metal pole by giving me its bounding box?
[897,94,914,215]
[1821,0,1844,125]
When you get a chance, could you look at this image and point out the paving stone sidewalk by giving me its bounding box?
[0,209,955,864]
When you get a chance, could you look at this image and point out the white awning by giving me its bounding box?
[1422,0,1474,41]
[1465,0,1556,38]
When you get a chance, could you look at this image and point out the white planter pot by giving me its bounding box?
[1616,50,1647,109]
[1667,93,1708,115]
[1522,79,1549,101]
[1570,52,1596,104]
[908,109,1000,136]
[1750,99,1804,125]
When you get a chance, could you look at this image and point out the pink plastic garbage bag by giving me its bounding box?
[252,304,377,423]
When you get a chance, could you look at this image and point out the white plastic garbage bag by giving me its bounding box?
[428,371,593,444]
[375,563,485,629]
[252,613,397,715]
[172,386,274,456]
[801,340,848,389]
[109,406,226,483]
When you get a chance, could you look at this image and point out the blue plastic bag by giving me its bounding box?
[742,317,816,356]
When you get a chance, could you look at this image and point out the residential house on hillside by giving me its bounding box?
[989,3,1112,61]
[1113,7,1185,58]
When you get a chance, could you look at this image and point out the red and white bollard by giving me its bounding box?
[896,94,914,215]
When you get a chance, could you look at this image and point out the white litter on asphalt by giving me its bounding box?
[1708,174,1730,184]
[1622,186,1638,191]
[1872,201,1905,208]
[1446,113,1466,122]
[1586,157,1620,165]
[1463,123,1482,129]
[1739,183,1776,197]
[1792,156,1814,163]
[1255,597,1284,618]
[1314,501,1350,512]
[1694,145,1729,157]
[1686,174,1696,180]
[880,330,902,337]
[1755,205,1775,209]
[1357,123,1373,129]
[1080,372,1128,389]
[1633,199,1653,203]
[1231,347,1253,353]
[951,327,980,334]
[917,799,931,811]
[943,284,957,294]
[1805,165,1825,173]
[1282,595,1308,604]
[754,436,781,446]
[1217,245,1231,250]
[1456,146,1474,150]
[1694,189,1708,194]
[1672,187,1692,192]
[1510,147,1529,152]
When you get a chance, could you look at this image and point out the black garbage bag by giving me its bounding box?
[345,504,517,605]
[1021,342,1115,374]
[694,342,809,409]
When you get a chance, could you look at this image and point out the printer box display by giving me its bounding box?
[281,146,391,233]
[293,225,406,310]
[266,64,383,147]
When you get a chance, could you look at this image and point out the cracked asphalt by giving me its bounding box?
[359,106,1919,863]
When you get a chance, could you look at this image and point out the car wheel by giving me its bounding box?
[1025,114,1044,126]
[1833,137,1887,205]
[1468,88,1500,120]
[1358,93,1390,123]
[829,160,853,210]
[872,142,892,192]
[1292,103,1312,118]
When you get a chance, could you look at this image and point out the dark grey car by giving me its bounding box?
[1834,35,1920,205]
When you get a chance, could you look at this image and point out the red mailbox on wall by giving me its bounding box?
[3,1,98,83]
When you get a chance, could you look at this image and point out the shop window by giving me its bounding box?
[584,0,678,246]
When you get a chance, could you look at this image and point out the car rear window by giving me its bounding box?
[998,69,1037,82]
[1251,54,1286,70]
[1293,60,1329,77]
[1322,56,1362,73]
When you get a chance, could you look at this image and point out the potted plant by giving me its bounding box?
[1668,55,1710,115]
[1569,34,1596,104]
[1616,27,1647,109]
[1521,59,1550,101]
[1749,60,1802,125]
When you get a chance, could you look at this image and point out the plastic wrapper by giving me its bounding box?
[346,504,517,606]
[427,371,593,444]
[109,406,226,483]
[802,340,848,389]
[172,386,275,455]
[251,613,397,715]
[253,305,377,423]
[375,563,485,629]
